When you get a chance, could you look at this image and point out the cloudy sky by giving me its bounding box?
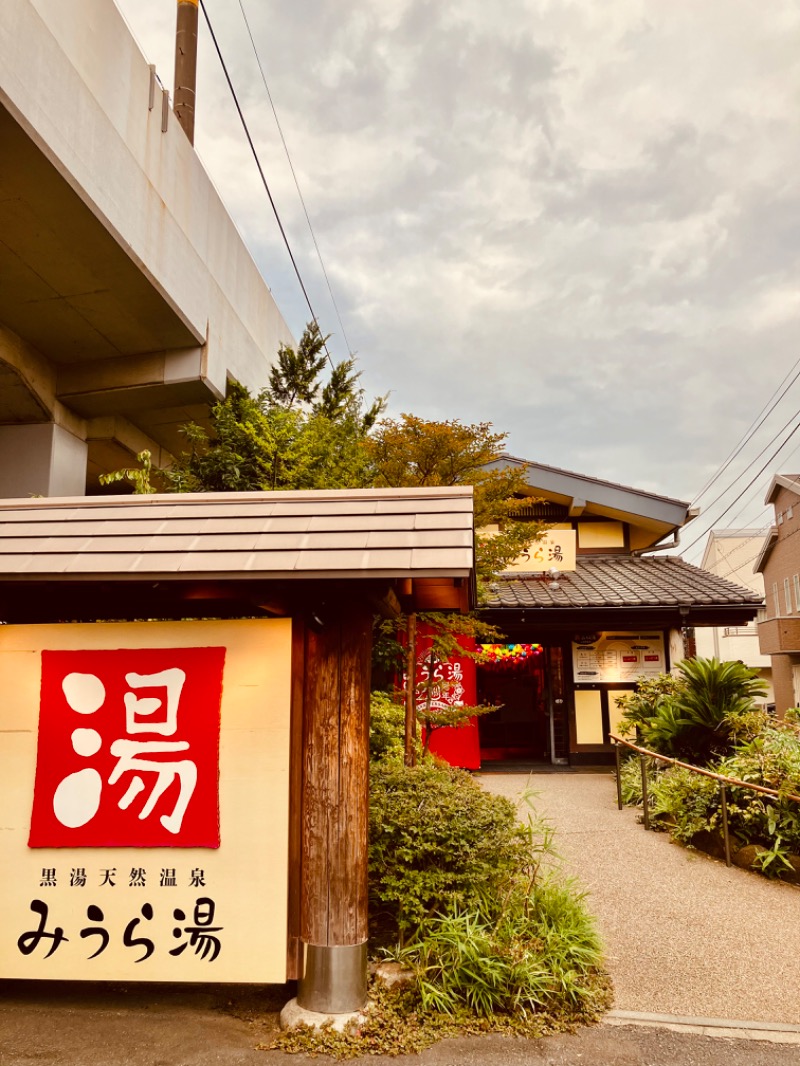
[115,0,800,560]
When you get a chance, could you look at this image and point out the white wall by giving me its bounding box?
[1,0,294,399]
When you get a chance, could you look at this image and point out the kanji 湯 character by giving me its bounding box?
[70,868,87,887]
[169,898,223,961]
[108,739,197,834]
[124,668,186,736]
[17,900,68,958]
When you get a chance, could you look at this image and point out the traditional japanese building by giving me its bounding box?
[425,457,764,769]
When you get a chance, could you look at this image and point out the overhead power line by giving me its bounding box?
[692,353,800,505]
[237,0,354,358]
[682,421,800,556]
[198,0,335,369]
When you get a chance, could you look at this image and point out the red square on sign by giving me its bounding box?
[28,647,225,848]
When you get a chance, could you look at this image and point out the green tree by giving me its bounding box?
[368,415,542,584]
[164,323,385,493]
[368,415,546,762]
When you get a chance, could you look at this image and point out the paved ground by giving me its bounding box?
[3,981,800,1066]
[479,771,800,1026]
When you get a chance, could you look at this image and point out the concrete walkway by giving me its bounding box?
[479,771,800,1026]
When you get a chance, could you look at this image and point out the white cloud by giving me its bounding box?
[113,0,800,527]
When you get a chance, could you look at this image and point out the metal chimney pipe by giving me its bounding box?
[174,0,199,144]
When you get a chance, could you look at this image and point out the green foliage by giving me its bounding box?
[367,414,545,585]
[617,755,646,806]
[368,758,534,945]
[399,876,604,1018]
[369,691,406,760]
[368,756,608,1021]
[669,658,768,762]
[649,766,718,843]
[615,674,682,739]
[617,659,767,765]
[619,721,800,880]
[98,450,158,494]
[145,323,386,494]
[716,725,800,861]
[165,380,377,493]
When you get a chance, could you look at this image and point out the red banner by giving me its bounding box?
[29,647,225,849]
[407,627,481,770]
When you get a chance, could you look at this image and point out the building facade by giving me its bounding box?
[756,475,800,714]
[694,531,772,709]
[0,0,293,498]
[426,457,763,769]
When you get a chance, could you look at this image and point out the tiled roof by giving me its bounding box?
[484,556,764,610]
[0,488,474,581]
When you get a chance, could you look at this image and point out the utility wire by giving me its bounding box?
[198,0,335,369]
[682,421,800,556]
[692,354,800,505]
[237,0,354,358]
[683,407,800,550]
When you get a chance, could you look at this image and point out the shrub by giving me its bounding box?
[716,725,800,862]
[618,659,767,765]
[368,757,609,1022]
[616,674,682,739]
[649,765,718,843]
[369,690,406,760]
[368,757,533,944]
[405,876,605,1017]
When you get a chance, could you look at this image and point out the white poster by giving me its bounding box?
[572,632,666,683]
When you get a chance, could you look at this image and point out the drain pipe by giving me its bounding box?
[632,527,681,556]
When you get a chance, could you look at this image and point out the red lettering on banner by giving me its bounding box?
[28,647,225,849]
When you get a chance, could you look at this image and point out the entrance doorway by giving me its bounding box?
[477,655,550,763]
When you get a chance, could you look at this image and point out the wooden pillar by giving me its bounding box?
[297,603,371,1012]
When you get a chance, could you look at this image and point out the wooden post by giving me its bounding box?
[174,0,199,144]
[298,603,371,1013]
[404,612,417,767]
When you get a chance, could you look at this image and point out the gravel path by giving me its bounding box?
[479,771,800,1025]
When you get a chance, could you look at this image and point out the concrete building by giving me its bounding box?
[694,530,772,709]
[0,0,293,498]
[756,475,800,714]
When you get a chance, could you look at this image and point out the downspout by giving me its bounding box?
[632,527,681,556]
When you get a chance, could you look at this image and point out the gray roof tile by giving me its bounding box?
[484,556,763,610]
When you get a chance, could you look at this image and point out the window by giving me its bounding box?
[794,575,800,614]
[785,578,792,615]
[774,582,781,618]
[789,506,794,520]
[779,512,785,525]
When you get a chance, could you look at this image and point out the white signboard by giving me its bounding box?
[0,619,292,983]
[506,529,577,573]
[572,632,666,683]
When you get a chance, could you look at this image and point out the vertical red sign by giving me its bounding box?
[28,647,225,849]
